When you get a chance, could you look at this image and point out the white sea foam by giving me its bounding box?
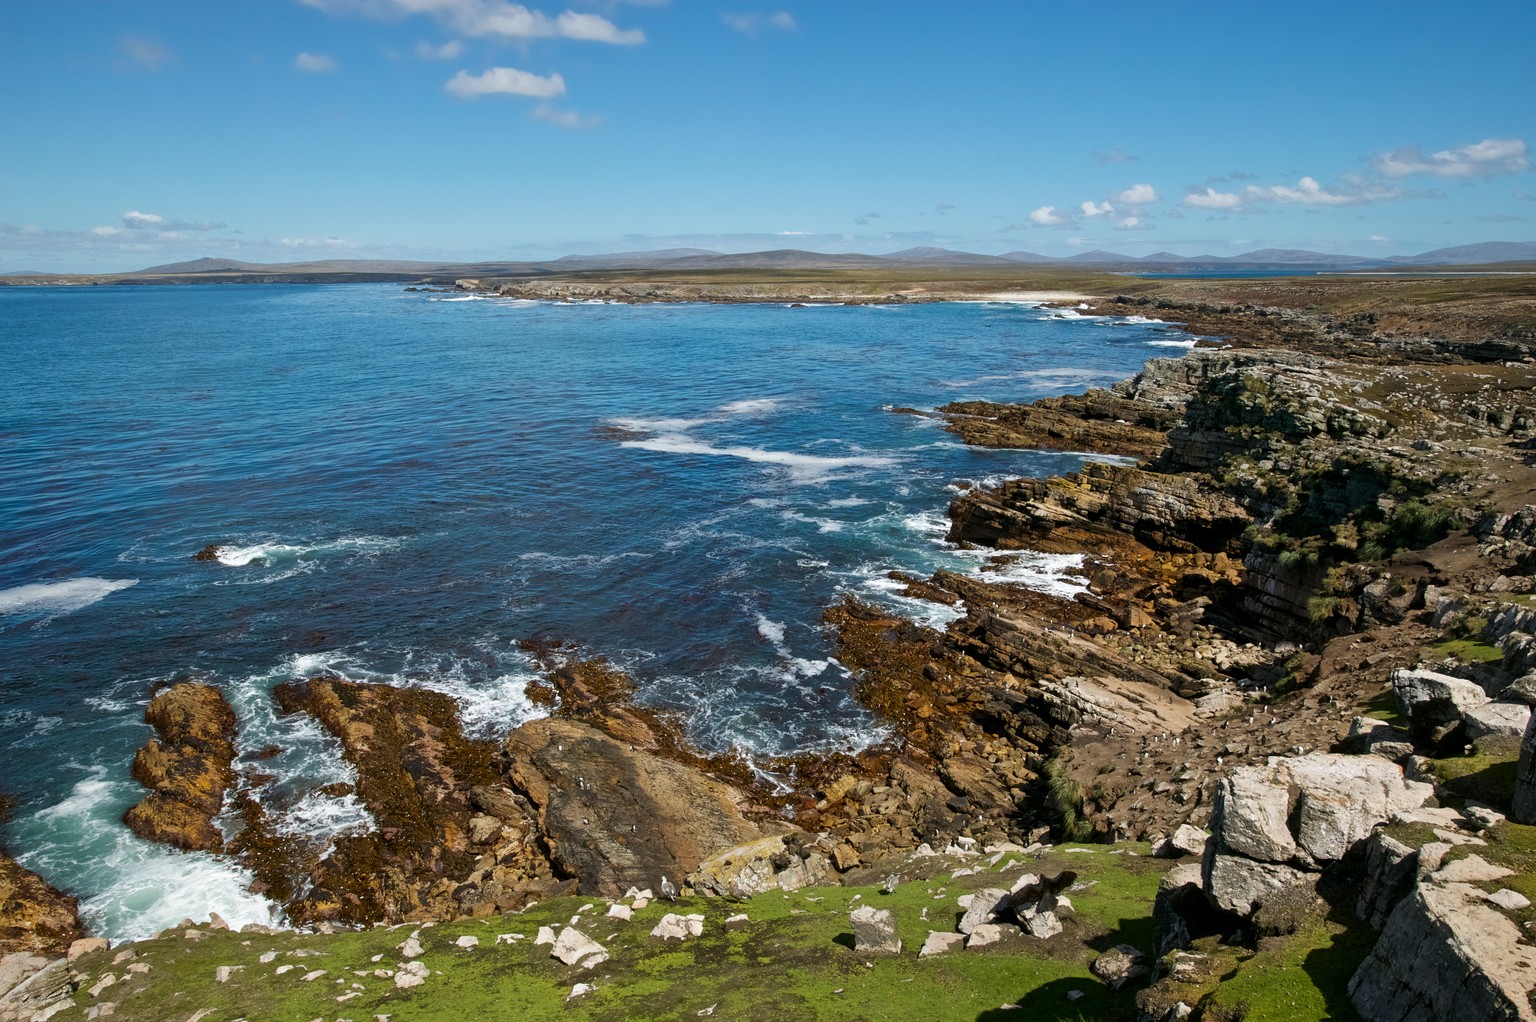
[953,549,1090,599]
[265,789,373,840]
[0,578,138,618]
[1148,338,1198,348]
[755,614,787,646]
[941,366,1123,390]
[780,510,845,533]
[22,769,277,941]
[620,435,895,482]
[717,398,780,415]
[824,496,873,508]
[212,535,397,568]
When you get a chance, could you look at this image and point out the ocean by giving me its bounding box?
[0,283,1192,939]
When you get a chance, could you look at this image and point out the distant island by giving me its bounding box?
[3,240,1534,287]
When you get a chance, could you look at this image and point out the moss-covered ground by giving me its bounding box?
[47,841,1392,1022]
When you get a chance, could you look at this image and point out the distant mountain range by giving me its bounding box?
[6,241,1534,281]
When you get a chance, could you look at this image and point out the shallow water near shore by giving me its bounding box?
[0,283,1188,938]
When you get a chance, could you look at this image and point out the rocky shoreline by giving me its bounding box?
[4,279,1536,1020]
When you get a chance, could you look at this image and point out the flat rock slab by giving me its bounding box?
[1432,854,1515,884]
[849,905,900,954]
[550,927,608,969]
[919,931,966,957]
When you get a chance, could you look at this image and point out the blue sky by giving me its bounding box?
[3,0,1533,272]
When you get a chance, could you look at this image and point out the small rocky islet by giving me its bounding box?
[3,278,1535,1021]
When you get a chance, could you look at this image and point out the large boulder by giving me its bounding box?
[1393,668,1490,738]
[1355,832,1419,930]
[504,717,791,898]
[1349,882,1536,1022]
[1204,853,1315,917]
[1464,701,1534,741]
[688,834,828,898]
[1208,754,1431,869]
[849,905,900,954]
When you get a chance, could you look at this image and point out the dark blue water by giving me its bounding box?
[0,284,1189,936]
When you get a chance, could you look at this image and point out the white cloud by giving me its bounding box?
[1115,183,1159,204]
[445,66,566,98]
[1369,234,1388,242]
[1080,200,1114,217]
[91,226,121,236]
[1374,138,1530,179]
[556,11,643,43]
[532,103,601,127]
[1247,176,1380,206]
[1182,187,1243,210]
[122,211,165,228]
[416,40,464,59]
[300,0,644,45]
[1114,215,1146,230]
[294,52,339,73]
[724,11,799,33]
[1029,205,1070,227]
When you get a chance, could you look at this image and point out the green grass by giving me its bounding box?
[52,843,1389,1022]
[1425,736,1523,809]
[1431,637,1504,664]
[58,846,1170,1022]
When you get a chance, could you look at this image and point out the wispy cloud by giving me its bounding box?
[533,103,602,127]
[1114,215,1149,231]
[114,34,175,72]
[723,11,797,33]
[294,52,339,73]
[934,203,955,216]
[300,0,644,45]
[119,210,227,232]
[416,40,464,60]
[445,66,566,98]
[1115,183,1159,204]
[1374,138,1529,179]
[1091,148,1137,165]
[1245,175,1399,206]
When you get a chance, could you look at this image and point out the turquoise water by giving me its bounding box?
[0,283,1191,937]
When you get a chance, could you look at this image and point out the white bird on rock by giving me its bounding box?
[659,875,677,901]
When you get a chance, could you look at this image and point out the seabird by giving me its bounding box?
[659,875,677,901]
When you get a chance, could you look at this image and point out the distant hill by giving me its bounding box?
[883,247,1021,266]
[135,257,267,273]
[17,238,1520,286]
[1393,241,1536,265]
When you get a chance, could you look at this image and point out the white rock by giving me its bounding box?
[257,951,277,964]
[1433,853,1515,884]
[567,982,595,1001]
[534,926,557,946]
[274,965,296,975]
[919,931,966,957]
[495,933,525,944]
[301,969,326,981]
[214,966,241,983]
[1486,888,1531,911]
[396,936,424,959]
[455,935,479,949]
[1463,701,1532,740]
[550,927,609,968]
[849,905,901,954]
[650,913,704,941]
[957,888,1009,934]
[606,904,633,921]
[966,923,1008,947]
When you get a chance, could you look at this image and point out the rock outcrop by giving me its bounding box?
[503,717,789,897]
[1349,881,1536,1022]
[1514,711,1536,824]
[0,856,82,957]
[266,678,554,925]
[122,683,239,852]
